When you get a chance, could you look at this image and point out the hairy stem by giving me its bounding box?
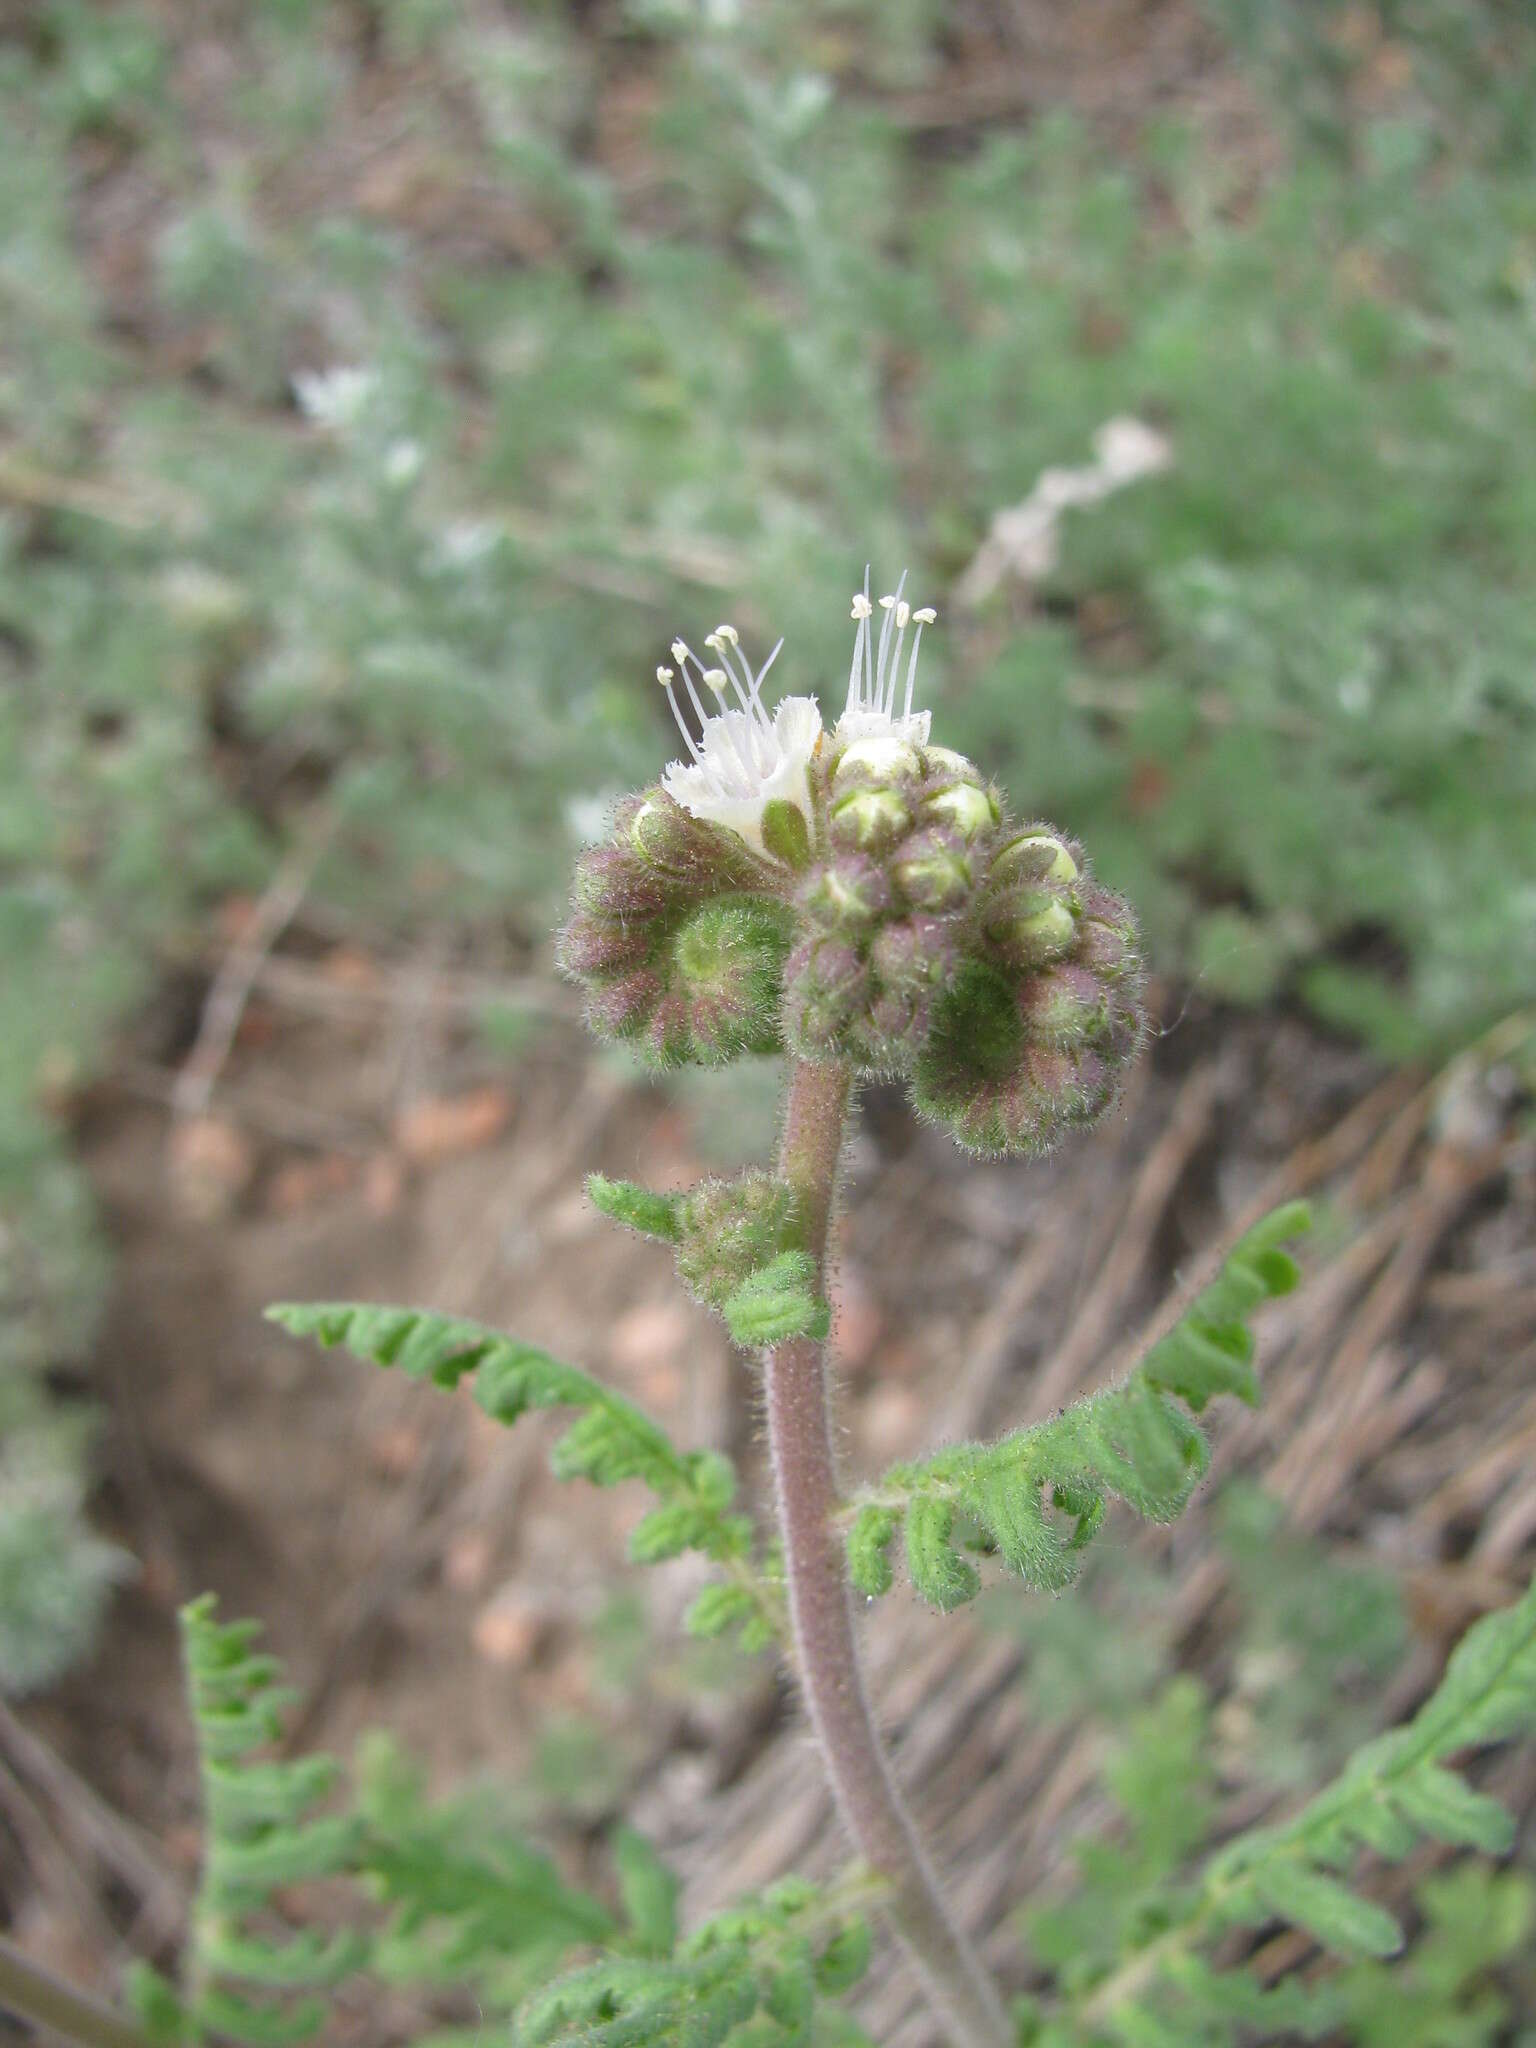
[765,1058,1014,2048]
[0,1938,152,2048]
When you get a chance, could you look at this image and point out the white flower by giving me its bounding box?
[658,627,822,857]
[835,568,937,748]
[291,365,379,429]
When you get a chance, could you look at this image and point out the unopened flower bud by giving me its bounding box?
[834,736,923,788]
[893,826,973,914]
[625,790,763,894]
[674,1171,803,1307]
[783,934,869,1055]
[921,781,998,841]
[985,889,1078,968]
[829,785,912,852]
[554,912,655,978]
[570,841,672,924]
[921,745,979,780]
[800,853,892,931]
[992,829,1081,887]
[1017,963,1122,1049]
[869,914,957,995]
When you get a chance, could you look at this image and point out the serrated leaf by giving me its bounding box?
[812,1919,871,1996]
[270,1303,759,1601]
[904,1497,981,1612]
[845,1202,1309,1610]
[613,1827,680,1959]
[685,1583,758,1639]
[1392,1765,1514,1852]
[846,1507,897,1598]
[1249,1862,1403,1959]
[721,1253,831,1348]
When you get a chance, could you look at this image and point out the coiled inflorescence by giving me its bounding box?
[557,578,1146,1156]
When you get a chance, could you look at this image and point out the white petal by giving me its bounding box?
[662,695,822,855]
[833,706,931,750]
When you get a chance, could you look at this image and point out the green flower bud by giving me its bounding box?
[673,1171,804,1307]
[985,890,1078,968]
[920,745,981,781]
[672,899,793,1063]
[800,853,892,932]
[833,735,923,788]
[566,894,791,1069]
[993,830,1080,887]
[829,785,913,852]
[623,789,763,895]
[893,827,973,913]
[922,781,999,841]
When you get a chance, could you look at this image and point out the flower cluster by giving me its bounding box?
[556,790,793,1068]
[558,576,1145,1156]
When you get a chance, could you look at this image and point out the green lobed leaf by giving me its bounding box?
[849,1203,1311,1610]
[1247,1862,1403,1960]
[587,1174,684,1245]
[721,1252,832,1348]
[269,1302,777,1639]
[613,1827,680,1959]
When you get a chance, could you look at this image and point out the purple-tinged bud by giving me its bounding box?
[571,842,672,924]
[783,934,870,1056]
[893,826,973,914]
[913,844,1146,1158]
[829,785,913,852]
[800,853,893,931]
[624,789,764,895]
[1018,964,1113,1048]
[583,966,665,1040]
[674,1171,803,1307]
[555,912,655,979]
[869,914,958,995]
[671,899,793,1063]
[848,983,933,1072]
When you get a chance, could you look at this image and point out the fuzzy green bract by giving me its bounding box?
[847,1202,1311,1610]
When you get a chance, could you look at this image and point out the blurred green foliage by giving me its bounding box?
[2,0,1533,1681]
